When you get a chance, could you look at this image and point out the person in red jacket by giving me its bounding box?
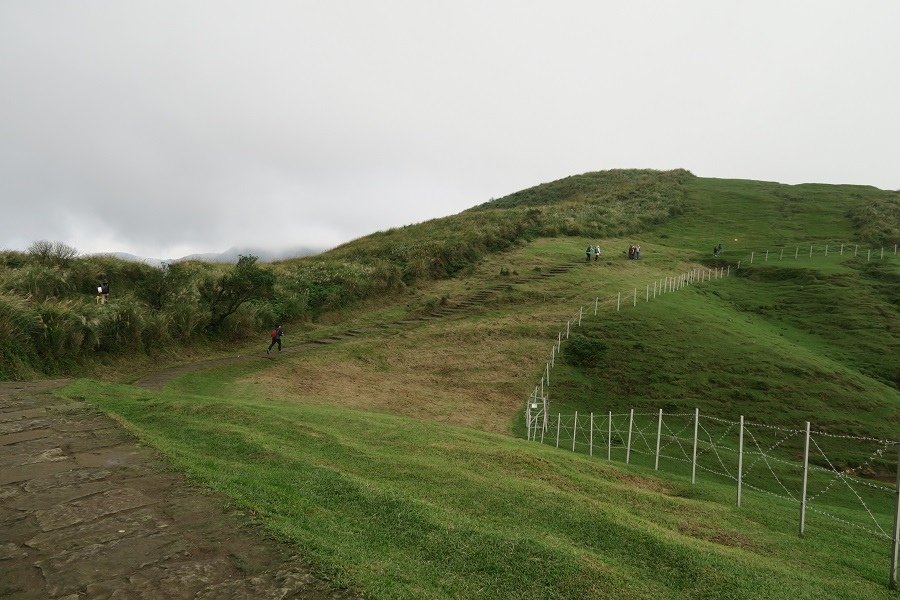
[267,324,284,354]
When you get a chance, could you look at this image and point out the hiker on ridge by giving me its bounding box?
[267,324,284,354]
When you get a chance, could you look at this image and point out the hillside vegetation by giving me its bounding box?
[47,170,900,599]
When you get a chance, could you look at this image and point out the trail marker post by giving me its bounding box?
[654,409,663,470]
[800,421,811,536]
[626,409,634,464]
[691,408,699,484]
[737,415,744,507]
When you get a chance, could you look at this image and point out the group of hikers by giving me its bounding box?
[627,245,641,260]
[585,244,602,261]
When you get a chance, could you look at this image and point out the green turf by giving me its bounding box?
[59,374,899,600]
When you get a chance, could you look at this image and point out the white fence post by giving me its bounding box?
[578,307,583,326]
[825,244,828,257]
[558,332,562,353]
[594,297,598,315]
[551,345,555,368]
[589,412,594,456]
[572,411,578,452]
[566,320,570,339]
[737,260,741,269]
[654,409,663,470]
[556,414,561,448]
[546,363,550,387]
[889,443,899,589]
[765,249,769,262]
[646,284,649,302]
[691,408,699,484]
[617,292,621,312]
[626,408,634,464]
[854,244,858,257]
[526,395,532,441]
[727,265,730,277]
[810,245,813,258]
[881,247,885,260]
[750,251,754,264]
[633,288,637,307]
[780,248,784,260]
[868,249,871,262]
[653,280,657,299]
[607,411,612,460]
[737,415,744,507]
[800,421,811,536]
[795,246,799,259]
[840,243,844,255]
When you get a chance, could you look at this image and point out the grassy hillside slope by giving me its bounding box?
[47,171,900,598]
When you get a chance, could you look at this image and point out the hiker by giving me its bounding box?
[95,284,103,304]
[594,245,601,261]
[714,243,722,257]
[100,282,109,304]
[267,324,284,354]
[585,245,592,262]
[635,245,641,260]
[628,245,634,260]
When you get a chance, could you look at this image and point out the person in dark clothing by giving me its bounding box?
[100,282,110,304]
[267,324,284,354]
[586,245,592,262]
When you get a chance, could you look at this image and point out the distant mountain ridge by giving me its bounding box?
[102,245,323,266]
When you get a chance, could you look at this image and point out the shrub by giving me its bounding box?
[564,333,609,368]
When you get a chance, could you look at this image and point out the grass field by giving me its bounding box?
[54,174,899,598]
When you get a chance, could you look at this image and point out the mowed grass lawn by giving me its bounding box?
[60,372,898,600]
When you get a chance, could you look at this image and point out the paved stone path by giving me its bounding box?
[0,381,360,599]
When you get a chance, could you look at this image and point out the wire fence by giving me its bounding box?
[523,240,900,588]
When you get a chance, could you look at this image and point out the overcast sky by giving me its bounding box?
[2,1,898,259]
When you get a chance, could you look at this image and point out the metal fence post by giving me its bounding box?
[556,414,561,448]
[737,415,744,507]
[589,412,594,457]
[626,409,634,464]
[572,411,578,452]
[692,408,699,484]
[608,411,612,460]
[890,443,899,589]
[800,421,811,536]
[654,409,663,470]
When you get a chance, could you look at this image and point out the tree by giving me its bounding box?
[200,255,275,331]
[28,240,78,267]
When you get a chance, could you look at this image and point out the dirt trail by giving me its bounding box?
[0,381,360,599]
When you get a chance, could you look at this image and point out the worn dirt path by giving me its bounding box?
[0,381,360,599]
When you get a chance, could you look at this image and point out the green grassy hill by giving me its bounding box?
[27,170,900,597]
